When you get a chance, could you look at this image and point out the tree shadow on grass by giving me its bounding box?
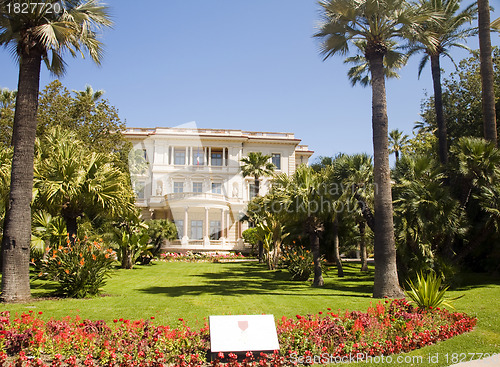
[138,261,373,298]
[449,272,500,291]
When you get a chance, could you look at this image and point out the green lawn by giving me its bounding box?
[1,261,499,366]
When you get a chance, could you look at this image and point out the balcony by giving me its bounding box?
[164,192,245,206]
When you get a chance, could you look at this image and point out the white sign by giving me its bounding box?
[209,315,280,353]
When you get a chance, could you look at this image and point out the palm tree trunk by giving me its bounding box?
[122,247,133,269]
[309,225,324,287]
[332,217,344,277]
[359,220,368,272]
[430,54,448,164]
[368,52,404,299]
[65,216,78,245]
[1,48,42,302]
[354,192,375,231]
[478,0,497,146]
[254,176,264,262]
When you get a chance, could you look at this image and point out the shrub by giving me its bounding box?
[38,238,116,298]
[405,271,463,310]
[280,245,314,281]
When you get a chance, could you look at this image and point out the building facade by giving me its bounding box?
[124,126,313,252]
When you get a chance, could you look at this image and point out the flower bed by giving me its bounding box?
[0,299,476,366]
[158,252,245,263]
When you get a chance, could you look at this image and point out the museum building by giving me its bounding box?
[124,126,313,252]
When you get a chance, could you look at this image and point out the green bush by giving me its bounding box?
[281,244,314,281]
[38,238,116,298]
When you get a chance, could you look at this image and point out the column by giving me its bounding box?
[166,145,170,165]
[222,147,226,167]
[226,210,230,241]
[189,146,193,166]
[171,146,175,165]
[221,208,226,245]
[208,147,212,166]
[203,207,210,247]
[181,207,189,245]
[185,147,189,166]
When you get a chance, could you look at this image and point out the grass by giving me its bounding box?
[1,261,499,366]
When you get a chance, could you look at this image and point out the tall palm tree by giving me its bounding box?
[409,0,477,164]
[0,0,112,302]
[240,152,275,198]
[477,0,497,146]
[315,0,438,298]
[389,129,410,163]
[240,152,275,261]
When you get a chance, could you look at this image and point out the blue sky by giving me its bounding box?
[1,0,499,162]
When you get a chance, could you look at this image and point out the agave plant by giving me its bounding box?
[405,271,463,310]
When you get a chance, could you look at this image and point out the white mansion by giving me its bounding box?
[124,125,313,252]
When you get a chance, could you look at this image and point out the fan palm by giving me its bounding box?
[408,0,477,164]
[331,153,375,271]
[315,0,439,298]
[0,0,112,302]
[274,166,329,286]
[392,154,464,277]
[389,129,410,163]
[477,0,497,145]
[34,128,134,243]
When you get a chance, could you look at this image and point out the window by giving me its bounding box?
[249,183,257,200]
[174,149,186,165]
[212,182,222,194]
[192,149,204,166]
[192,182,203,193]
[175,220,184,239]
[211,151,222,166]
[173,182,184,193]
[191,220,203,240]
[210,221,221,240]
[272,153,281,170]
[135,181,145,199]
[142,149,148,161]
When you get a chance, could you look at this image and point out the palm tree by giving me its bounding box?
[392,154,463,277]
[389,129,410,163]
[315,0,437,298]
[274,166,328,286]
[72,84,105,116]
[240,152,275,198]
[344,40,408,87]
[240,152,275,261]
[34,128,134,242]
[0,88,17,110]
[0,0,112,302]
[477,0,497,146]
[408,0,477,164]
[331,153,375,272]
